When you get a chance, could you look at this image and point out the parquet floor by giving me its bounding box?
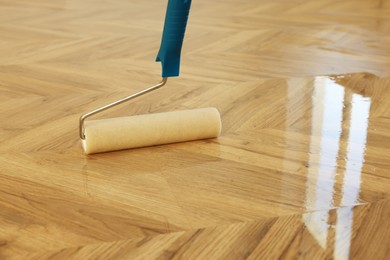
[1,0,390,259]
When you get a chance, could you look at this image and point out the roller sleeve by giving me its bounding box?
[82,107,221,154]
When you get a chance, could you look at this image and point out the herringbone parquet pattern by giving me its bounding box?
[1,0,389,259]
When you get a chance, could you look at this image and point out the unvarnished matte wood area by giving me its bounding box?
[1,0,390,259]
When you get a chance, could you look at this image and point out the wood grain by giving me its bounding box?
[1,0,390,259]
[12,200,390,260]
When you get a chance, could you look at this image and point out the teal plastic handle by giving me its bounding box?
[156,0,192,77]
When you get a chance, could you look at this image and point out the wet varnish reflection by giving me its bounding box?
[290,75,373,259]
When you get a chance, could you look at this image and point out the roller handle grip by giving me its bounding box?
[156,0,192,78]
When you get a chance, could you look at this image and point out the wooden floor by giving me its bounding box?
[1,0,390,259]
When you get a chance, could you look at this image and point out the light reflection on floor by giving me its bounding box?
[286,75,371,259]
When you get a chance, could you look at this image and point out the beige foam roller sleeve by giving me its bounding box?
[82,107,222,154]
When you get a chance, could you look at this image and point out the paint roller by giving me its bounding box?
[79,0,221,154]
